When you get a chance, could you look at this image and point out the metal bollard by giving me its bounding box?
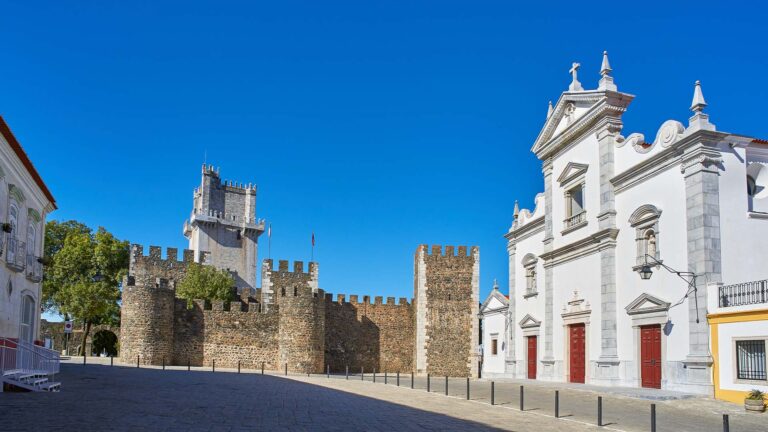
[651,404,656,432]
[137,355,140,368]
[491,381,495,405]
[427,374,431,392]
[327,365,330,379]
[162,358,165,370]
[346,365,349,380]
[361,367,364,381]
[83,355,86,365]
[597,396,603,427]
[466,377,470,400]
[397,372,400,387]
[262,362,264,375]
[555,390,559,418]
[188,359,191,371]
[445,376,448,395]
[520,385,524,411]
[110,356,113,367]
[284,363,287,376]
[723,414,729,432]
[373,369,376,383]
[212,360,215,372]
[238,361,241,374]
[385,371,388,385]
[411,372,414,389]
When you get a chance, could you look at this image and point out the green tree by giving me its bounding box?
[42,220,91,311]
[176,262,235,305]
[49,227,129,355]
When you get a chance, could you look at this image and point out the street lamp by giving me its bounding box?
[92,272,104,283]
[638,254,700,323]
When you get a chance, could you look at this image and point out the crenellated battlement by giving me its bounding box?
[262,259,318,275]
[131,244,205,265]
[174,298,270,314]
[417,244,479,257]
[324,292,411,306]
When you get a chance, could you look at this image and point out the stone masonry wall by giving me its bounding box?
[173,299,279,369]
[278,284,325,373]
[324,294,413,373]
[415,245,480,378]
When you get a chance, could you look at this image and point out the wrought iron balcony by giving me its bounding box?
[719,279,768,308]
[26,254,43,282]
[5,237,26,271]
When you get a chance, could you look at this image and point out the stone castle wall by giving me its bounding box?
[120,243,478,376]
[324,294,413,373]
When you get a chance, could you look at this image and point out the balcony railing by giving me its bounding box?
[563,211,587,230]
[719,279,768,308]
[26,254,42,282]
[5,237,26,271]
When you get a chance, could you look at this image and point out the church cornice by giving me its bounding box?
[611,129,727,194]
[505,216,545,243]
[540,228,619,268]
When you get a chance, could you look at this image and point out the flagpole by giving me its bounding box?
[311,232,315,263]
[268,223,272,259]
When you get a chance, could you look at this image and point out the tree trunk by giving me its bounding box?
[79,321,91,357]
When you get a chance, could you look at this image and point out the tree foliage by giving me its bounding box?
[176,263,235,304]
[42,220,91,311]
[46,224,129,354]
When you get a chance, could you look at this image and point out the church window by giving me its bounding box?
[490,336,498,355]
[566,184,584,218]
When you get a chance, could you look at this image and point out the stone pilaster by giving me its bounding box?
[681,143,721,392]
[542,159,555,367]
[505,240,517,373]
[596,126,620,378]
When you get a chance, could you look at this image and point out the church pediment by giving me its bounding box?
[625,293,671,315]
[557,162,589,185]
[531,91,609,156]
[518,314,541,329]
[480,288,508,313]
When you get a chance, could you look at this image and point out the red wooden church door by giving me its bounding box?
[569,324,585,383]
[527,336,537,379]
[640,325,662,388]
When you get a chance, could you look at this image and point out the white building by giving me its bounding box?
[0,116,56,344]
[481,52,768,395]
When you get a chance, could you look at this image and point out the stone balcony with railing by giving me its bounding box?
[708,279,768,314]
[186,209,266,233]
[562,211,587,234]
[5,237,26,272]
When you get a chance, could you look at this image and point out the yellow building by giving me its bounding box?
[707,280,768,404]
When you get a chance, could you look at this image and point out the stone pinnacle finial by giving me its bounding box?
[600,51,612,77]
[547,100,553,118]
[690,80,707,113]
[513,200,519,220]
[568,62,583,92]
[493,278,498,290]
[598,51,617,91]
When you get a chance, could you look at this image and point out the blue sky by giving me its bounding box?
[3,1,767,317]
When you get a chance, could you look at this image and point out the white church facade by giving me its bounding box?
[481,52,768,395]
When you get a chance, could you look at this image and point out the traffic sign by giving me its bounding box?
[64,321,73,334]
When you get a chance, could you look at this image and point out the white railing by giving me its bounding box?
[563,211,587,230]
[719,279,768,308]
[0,338,60,377]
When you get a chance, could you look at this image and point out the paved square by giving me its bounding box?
[0,362,764,431]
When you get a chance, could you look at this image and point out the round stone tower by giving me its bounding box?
[120,275,176,366]
[277,262,325,373]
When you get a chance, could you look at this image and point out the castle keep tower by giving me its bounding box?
[183,164,265,291]
[414,245,480,377]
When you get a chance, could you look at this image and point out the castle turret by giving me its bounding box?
[184,164,265,292]
[119,245,187,365]
[266,259,325,373]
[413,245,480,377]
